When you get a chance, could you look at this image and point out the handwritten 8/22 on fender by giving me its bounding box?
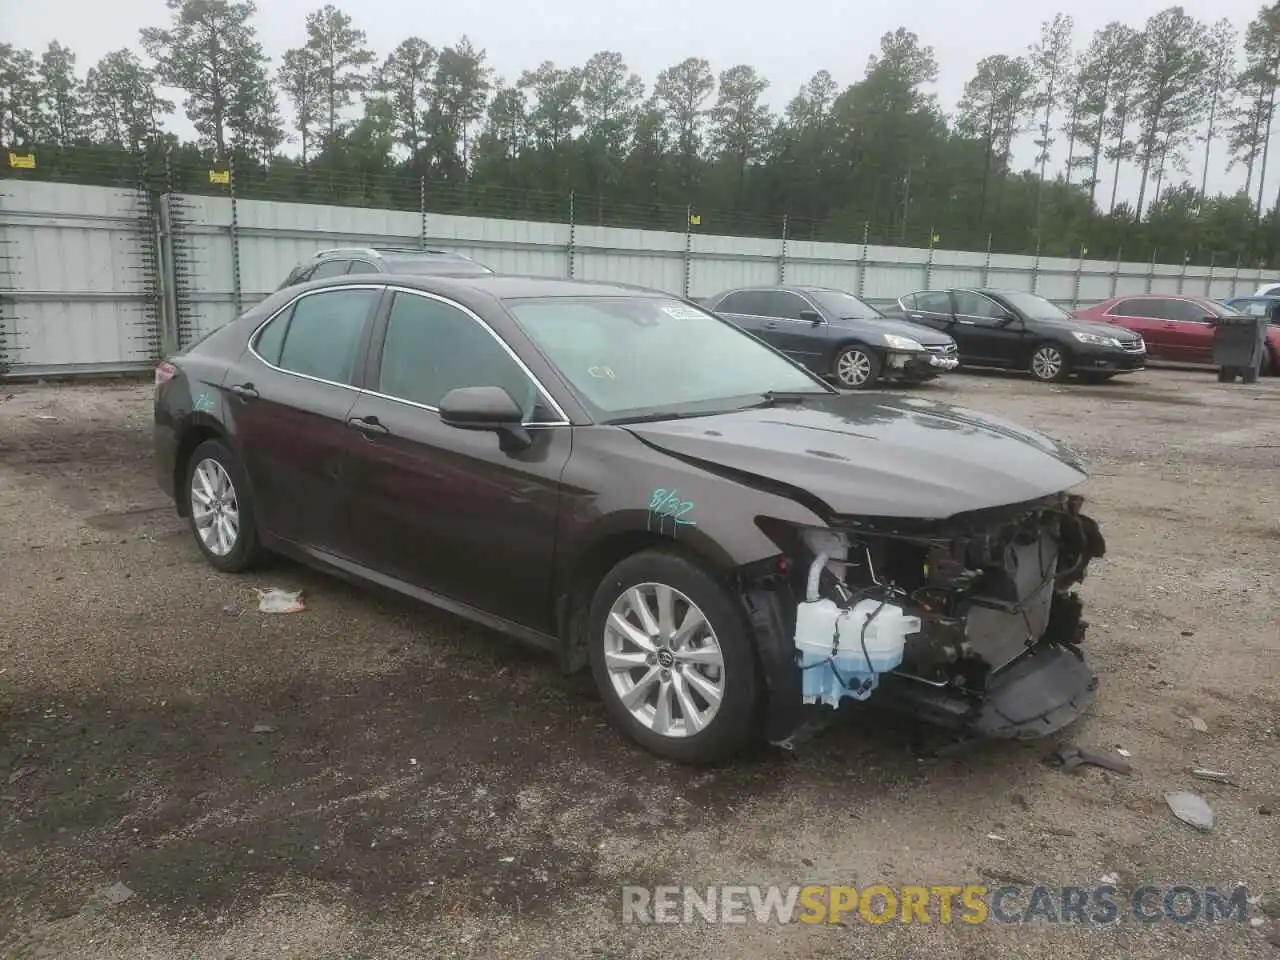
[648,488,696,531]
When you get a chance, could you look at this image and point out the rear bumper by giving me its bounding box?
[1074,346,1146,373]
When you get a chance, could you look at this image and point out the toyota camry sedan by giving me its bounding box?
[155,274,1106,763]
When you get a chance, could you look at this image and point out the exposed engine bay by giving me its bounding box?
[741,491,1107,744]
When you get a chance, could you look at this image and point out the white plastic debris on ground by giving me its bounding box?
[254,588,305,614]
[1165,791,1214,831]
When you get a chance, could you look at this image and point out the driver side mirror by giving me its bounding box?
[439,385,531,451]
[996,312,1018,325]
[799,309,823,325]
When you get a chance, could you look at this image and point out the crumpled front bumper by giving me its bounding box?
[886,350,960,378]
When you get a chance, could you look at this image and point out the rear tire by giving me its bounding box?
[1243,366,1260,384]
[185,438,264,573]
[1029,342,1070,383]
[587,549,761,764]
[1217,368,1236,383]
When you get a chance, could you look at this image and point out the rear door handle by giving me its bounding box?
[229,382,259,400]
[347,415,389,438]
[909,313,924,319]
[955,319,977,325]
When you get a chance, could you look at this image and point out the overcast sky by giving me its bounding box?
[8,0,1272,205]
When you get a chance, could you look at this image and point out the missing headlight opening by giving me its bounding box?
[749,492,1106,746]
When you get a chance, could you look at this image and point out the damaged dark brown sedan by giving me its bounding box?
[154,274,1106,763]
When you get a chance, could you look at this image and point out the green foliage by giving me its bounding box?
[8,2,1280,269]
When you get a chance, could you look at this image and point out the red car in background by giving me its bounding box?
[1072,294,1279,374]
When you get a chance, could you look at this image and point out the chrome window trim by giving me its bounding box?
[247,283,386,392]
[246,283,571,428]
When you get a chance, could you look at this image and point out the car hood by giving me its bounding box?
[624,394,1087,520]
[833,316,955,346]
[1029,316,1141,341]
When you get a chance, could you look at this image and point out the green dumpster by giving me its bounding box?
[1214,313,1268,384]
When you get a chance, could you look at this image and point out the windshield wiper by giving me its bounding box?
[606,409,720,425]
[753,390,829,407]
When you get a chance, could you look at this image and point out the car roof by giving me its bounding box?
[302,272,677,300]
[312,246,475,261]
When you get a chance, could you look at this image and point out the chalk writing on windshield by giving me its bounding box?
[648,487,696,532]
[194,392,215,412]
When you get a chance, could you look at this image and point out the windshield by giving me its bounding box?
[809,290,883,319]
[504,296,831,421]
[383,256,493,275]
[998,291,1073,319]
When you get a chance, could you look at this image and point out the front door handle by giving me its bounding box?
[955,319,977,325]
[909,313,923,319]
[229,382,259,400]
[347,415,389,438]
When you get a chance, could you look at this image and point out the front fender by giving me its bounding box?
[553,427,828,584]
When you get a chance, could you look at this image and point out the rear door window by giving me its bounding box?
[271,288,380,384]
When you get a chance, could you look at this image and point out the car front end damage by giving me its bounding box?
[884,342,960,381]
[738,491,1106,746]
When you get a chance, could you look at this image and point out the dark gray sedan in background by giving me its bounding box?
[704,284,960,389]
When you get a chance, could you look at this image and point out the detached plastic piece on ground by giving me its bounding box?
[794,596,918,705]
[255,587,306,614]
[1166,791,1214,832]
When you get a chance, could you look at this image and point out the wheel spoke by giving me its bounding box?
[675,642,722,668]
[652,678,674,735]
[626,587,660,637]
[681,665,723,709]
[197,468,216,503]
[193,507,215,530]
[671,605,707,650]
[671,672,705,734]
[608,611,656,652]
[605,648,650,672]
[654,585,676,638]
[620,666,661,709]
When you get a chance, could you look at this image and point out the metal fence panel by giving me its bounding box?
[2,182,1274,377]
[0,181,160,376]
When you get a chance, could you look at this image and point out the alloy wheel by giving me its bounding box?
[190,457,240,557]
[836,349,873,388]
[603,582,726,738]
[1031,345,1065,381]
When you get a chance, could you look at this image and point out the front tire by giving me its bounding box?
[832,344,881,389]
[587,549,761,764]
[185,438,264,573]
[1029,342,1070,383]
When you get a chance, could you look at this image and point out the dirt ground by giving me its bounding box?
[0,367,1277,959]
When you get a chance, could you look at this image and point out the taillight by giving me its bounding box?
[155,361,177,385]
